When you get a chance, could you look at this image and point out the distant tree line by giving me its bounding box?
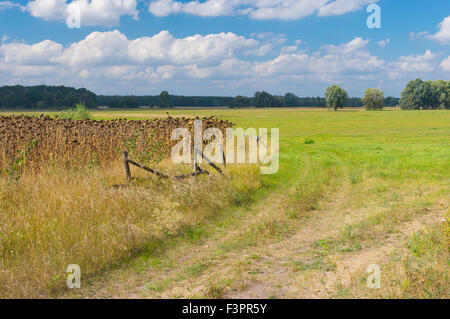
[96,94,234,108]
[0,84,409,109]
[229,92,398,108]
[0,85,97,109]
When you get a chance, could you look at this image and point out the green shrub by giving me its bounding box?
[60,103,91,120]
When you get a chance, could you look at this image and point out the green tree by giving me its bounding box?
[229,95,251,108]
[273,95,285,107]
[440,81,450,109]
[362,88,384,110]
[120,96,138,108]
[400,79,421,110]
[253,91,275,108]
[400,78,436,110]
[421,81,434,110]
[159,91,172,108]
[384,96,400,107]
[325,85,348,111]
[284,93,300,107]
[431,80,450,110]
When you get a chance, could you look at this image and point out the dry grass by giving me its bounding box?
[377,212,449,299]
[400,225,449,298]
[0,161,261,298]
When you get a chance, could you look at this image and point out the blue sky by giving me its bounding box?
[0,0,449,97]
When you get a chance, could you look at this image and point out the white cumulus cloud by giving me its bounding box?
[0,40,63,64]
[0,31,445,96]
[0,1,26,11]
[387,50,438,79]
[148,0,183,17]
[0,30,260,68]
[26,0,138,27]
[428,15,450,45]
[318,0,376,16]
[440,56,450,72]
[378,38,390,48]
[148,0,379,20]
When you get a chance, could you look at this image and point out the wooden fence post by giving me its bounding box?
[123,151,132,181]
[193,146,199,173]
[196,149,224,175]
[220,143,226,168]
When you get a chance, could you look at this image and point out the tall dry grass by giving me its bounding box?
[374,217,450,299]
[0,161,261,298]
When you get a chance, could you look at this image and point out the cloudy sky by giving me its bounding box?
[0,0,449,97]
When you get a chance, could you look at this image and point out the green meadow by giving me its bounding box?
[89,108,450,191]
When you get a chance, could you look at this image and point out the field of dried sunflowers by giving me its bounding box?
[0,114,234,176]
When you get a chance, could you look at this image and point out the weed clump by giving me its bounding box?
[60,103,91,120]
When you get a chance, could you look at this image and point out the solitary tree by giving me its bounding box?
[362,88,384,110]
[159,91,172,108]
[325,85,348,111]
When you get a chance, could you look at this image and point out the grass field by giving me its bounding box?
[1,108,449,298]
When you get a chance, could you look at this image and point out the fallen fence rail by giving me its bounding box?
[123,150,223,182]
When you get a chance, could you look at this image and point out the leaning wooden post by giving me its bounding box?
[219,143,226,168]
[193,146,199,173]
[123,151,132,181]
[196,149,224,176]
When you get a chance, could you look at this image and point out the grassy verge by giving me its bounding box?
[378,212,449,299]
[0,162,262,298]
[398,220,449,298]
[346,213,449,299]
